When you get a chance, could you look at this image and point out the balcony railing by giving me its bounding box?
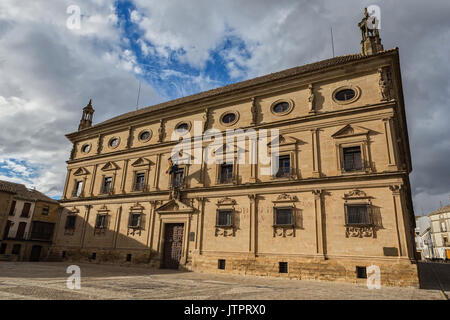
[3,232,53,242]
[132,182,147,192]
[100,186,113,195]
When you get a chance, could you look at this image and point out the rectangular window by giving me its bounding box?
[216,210,233,227]
[274,208,293,226]
[343,146,362,171]
[441,221,447,232]
[0,243,7,254]
[129,213,142,228]
[356,266,367,279]
[276,155,291,178]
[345,205,371,225]
[30,221,55,240]
[101,177,112,194]
[279,262,288,273]
[219,163,233,184]
[21,202,31,217]
[73,181,83,197]
[126,254,132,262]
[95,214,107,229]
[9,200,16,216]
[134,173,146,191]
[42,206,49,216]
[218,259,226,270]
[12,244,21,255]
[65,215,76,230]
[91,252,96,260]
[172,168,184,188]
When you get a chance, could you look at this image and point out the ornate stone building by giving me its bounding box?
[51,10,418,286]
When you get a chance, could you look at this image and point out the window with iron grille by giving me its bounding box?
[219,163,233,184]
[126,254,132,262]
[343,146,363,171]
[274,207,293,226]
[345,205,371,225]
[129,213,142,228]
[279,262,288,273]
[95,214,107,229]
[276,155,290,178]
[216,210,233,227]
[218,259,226,270]
[134,173,145,191]
[65,215,76,230]
[172,167,184,188]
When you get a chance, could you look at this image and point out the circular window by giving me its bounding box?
[270,100,294,115]
[273,102,290,113]
[222,113,236,124]
[335,89,355,101]
[138,130,152,142]
[109,138,120,148]
[176,122,189,133]
[220,111,239,126]
[81,144,91,153]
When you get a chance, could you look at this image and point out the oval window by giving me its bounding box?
[272,102,290,114]
[176,123,189,133]
[139,131,151,141]
[81,144,91,153]
[222,113,236,124]
[335,89,356,101]
[109,138,119,148]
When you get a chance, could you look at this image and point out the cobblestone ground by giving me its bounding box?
[0,261,445,300]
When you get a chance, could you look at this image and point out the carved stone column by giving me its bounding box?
[97,134,103,154]
[148,200,160,257]
[112,206,122,249]
[153,154,161,190]
[248,194,257,255]
[196,197,206,255]
[378,66,393,101]
[120,159,129,194]
[311,129,321,178]
[62,168,72,200]
[389,185,407,257]
[89,164,98,197]
[312,190,325,258]
[126,126,133,149]
[250,97,258,125]
[158,119,166,143]
[80,205,92,249]
[383,117,398,170]
[203,108,210,133]
[308,84,316,113]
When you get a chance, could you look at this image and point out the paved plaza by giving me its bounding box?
[0,261,446,300]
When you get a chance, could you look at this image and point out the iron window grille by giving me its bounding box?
[218,259,226,270]
[65,215,76,230]
[100,177,113,194]
[279,262,288,273]
[219,163,234,184]
[95,214,108,229]
[345,204,372,225]
[276,155,291,178]
[128,213,142,229]
[216,210,233,227]
[72,181,83,197]
[273,207,294,226]
[133,173,146,191]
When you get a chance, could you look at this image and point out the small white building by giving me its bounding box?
[415,216,435,260]
[429,205,450,260]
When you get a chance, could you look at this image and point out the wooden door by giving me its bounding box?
[163,223,184,269]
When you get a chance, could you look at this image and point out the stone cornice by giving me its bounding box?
[59,170,408,204]
[66,101,396,166]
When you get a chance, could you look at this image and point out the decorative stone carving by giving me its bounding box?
[203,108,210,133]
[158,119,165,142]
[308,84,315,113]
[217,197,236,206]
[273,193,298,203]
[251,97,258,125]
[345,225,375,238]
[215,227,235,237]
[273,227,295,237]
[378,66,393,101]
[343,189,368,199]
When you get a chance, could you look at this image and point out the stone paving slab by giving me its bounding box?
[0,261,445,300]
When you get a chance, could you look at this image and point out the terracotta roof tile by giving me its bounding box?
[0,180,59,204]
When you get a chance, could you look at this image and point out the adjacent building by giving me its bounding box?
[51,10,418,287]
[414,215,434,260]
[429,205,450,260]
[0,181,16,257]
[0,180,60,261]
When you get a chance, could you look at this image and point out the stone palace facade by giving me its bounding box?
[51,10,419,287]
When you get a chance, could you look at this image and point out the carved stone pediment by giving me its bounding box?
[273,193,298,203]
[216,197,236,206]
[73,167,90,176]
[267,135,299,147]
[156,199,195,214]
[130,202,145,212]
[332,124,370,139]
[343,189,370,200]
[97,204,110,213]
[101,161,119,171]
[131,158,152,167]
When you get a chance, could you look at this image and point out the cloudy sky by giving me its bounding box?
[0,0,449,214]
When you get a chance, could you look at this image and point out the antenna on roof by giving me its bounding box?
[136,80,141,111]
[330,27,335,58]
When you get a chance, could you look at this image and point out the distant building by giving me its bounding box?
[0,181,16,256]
[0,180,60,261]
[429,205,450,260]
[414,216,434,260]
